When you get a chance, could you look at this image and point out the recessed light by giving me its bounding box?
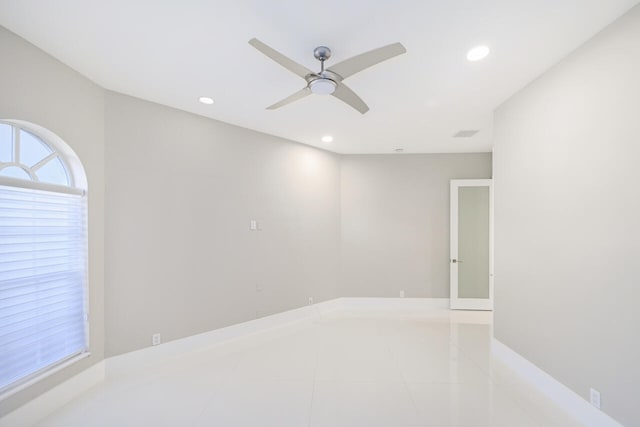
[466,45,490,62]
[199,96,214,105]
[321,135,333,143]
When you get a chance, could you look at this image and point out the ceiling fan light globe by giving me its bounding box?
[309,78,337,95]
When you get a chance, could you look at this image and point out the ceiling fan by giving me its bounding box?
[248,38,406,114]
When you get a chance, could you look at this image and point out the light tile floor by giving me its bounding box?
[35,308,585,427]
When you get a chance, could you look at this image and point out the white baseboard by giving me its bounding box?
[0,297,448,425]
[106,298,343,378]
[106,298,448,377]
[491,339,622,427]
[0,361,105,427]
[339,297,450,310]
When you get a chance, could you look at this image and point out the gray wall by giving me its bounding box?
[104,97,491,355]
[340,154,492,297]
[493,5,640,426]
[104,92,341,356]
[0,27,105,415]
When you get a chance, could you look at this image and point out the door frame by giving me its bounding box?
[450,179,493,310]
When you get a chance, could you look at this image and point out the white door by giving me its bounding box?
[450,179,493,310]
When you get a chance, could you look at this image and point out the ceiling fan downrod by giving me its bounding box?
[313,46,331,73]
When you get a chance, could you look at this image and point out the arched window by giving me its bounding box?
[0,120,88,396]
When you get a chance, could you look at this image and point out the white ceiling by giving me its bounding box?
[0,0,637,154]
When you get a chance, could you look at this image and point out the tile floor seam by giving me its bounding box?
[387,335,423,424]
[189,384,221,427]
[306,323,320,427]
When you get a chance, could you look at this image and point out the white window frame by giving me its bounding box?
[0,120,90,399]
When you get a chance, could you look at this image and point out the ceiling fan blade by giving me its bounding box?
[266,88,311,110]
[332,83,369,114]
[249,38,313,78]
[327,42,406,79]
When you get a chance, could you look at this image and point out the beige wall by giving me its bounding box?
[104,92,341,356]
[103,96,492,355]
[0,27,105,415]
[493,5,640,426]
[340,154,492,297]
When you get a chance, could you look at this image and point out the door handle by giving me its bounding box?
[451,259,463,263]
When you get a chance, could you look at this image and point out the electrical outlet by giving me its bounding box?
[590,388,601,409]
[256,283,262,292]
[308,297,313,305]
[152,333,161,346]
[250,220,258,231]
[400,290,405,298]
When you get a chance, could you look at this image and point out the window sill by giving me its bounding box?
[0,351,92,401]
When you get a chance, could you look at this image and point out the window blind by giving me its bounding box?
[0,184,87,392]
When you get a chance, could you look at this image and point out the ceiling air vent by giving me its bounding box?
[453,130,479,138]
